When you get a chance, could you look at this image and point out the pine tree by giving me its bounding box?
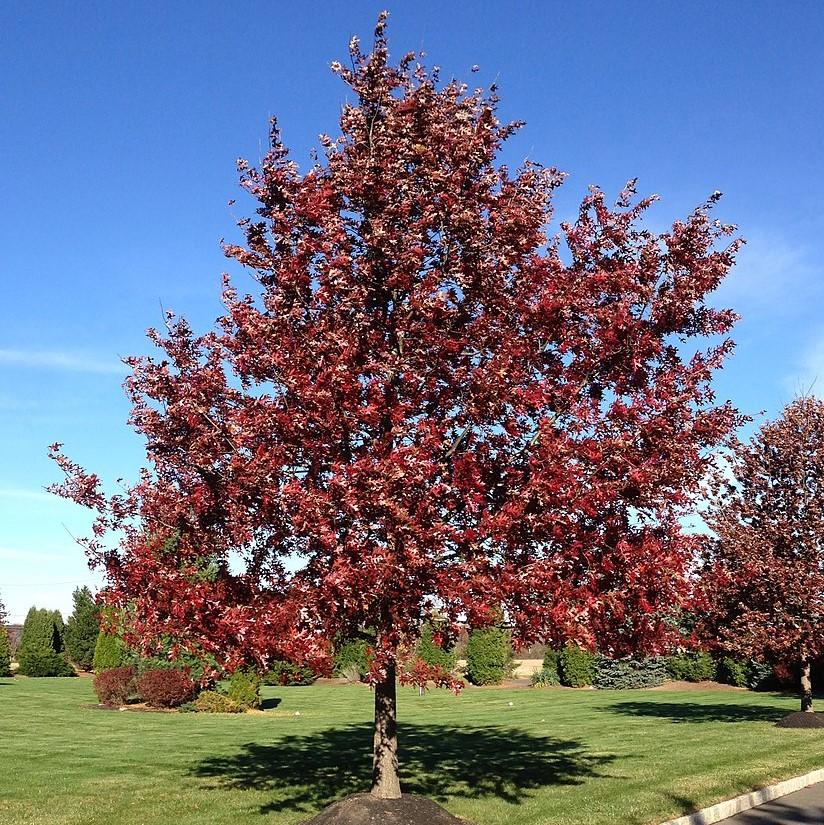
[65,587,99,671]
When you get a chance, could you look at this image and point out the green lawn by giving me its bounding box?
[1,676,822,825]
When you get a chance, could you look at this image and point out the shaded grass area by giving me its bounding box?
[1,677,822,825]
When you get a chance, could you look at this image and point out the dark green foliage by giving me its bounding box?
[17,607,71,675]
[64,587,99,671]
[19,607,63,655]
[263,661,317,686]
[333,639,372,681]
[17,649,76,677]
[530,648,561,687]
[716,656,749,688]
[558,645,595,687]
[137,668,196,708]
[530,667,560,687]
[593,655,668,690]
[0,626,11,677]
[194,690,244,713]
[746,660,775,690]
[665,652,716,682]
[93,667,137,706]
[227,669,261,708]
[464,627,514,686]
[416,623,457,673]
[92,631,127,672]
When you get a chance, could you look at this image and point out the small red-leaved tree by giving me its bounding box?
[52,15,742,799]
[700,396,824,713]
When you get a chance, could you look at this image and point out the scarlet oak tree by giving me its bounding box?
[700,397,824,713]
[52,15,741,799]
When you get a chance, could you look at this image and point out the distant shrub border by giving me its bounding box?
[17,650,76,677]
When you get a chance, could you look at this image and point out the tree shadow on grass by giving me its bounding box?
[606,701,793,723]
[189,722,614,815]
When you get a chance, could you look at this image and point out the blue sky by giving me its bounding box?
[1,1,823,623]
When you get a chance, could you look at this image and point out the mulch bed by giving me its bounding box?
[84,703,178,713]
[776,711,824,728]
[301,794,472,825]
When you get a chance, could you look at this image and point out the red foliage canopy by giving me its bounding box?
[699,396,824,666]
[51,16,741,683]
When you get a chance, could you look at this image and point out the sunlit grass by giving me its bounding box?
[1,676,821,825]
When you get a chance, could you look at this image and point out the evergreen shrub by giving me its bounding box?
[227,668,261,708]
[464,627,514,686]
[665,651,716,682]
[593,655,667,689]
[558,645,595,687]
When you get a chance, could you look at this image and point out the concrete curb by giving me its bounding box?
[659,768,824,825]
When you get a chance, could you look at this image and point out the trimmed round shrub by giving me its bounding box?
[263,661,316,686]
[558,645,595,687]
[665,652,716,682]
[416,623,457,673]
[333,639,372,681]
[593,655,667,689]
[227,668,261,708]
[93,666,137,706]
[93,631,127,672]
[194,690,244,713]
[716,656,749,687]
[464,627,514,686]
[17,650,76,677]
[0,626,11,677]
[137,668,195,708]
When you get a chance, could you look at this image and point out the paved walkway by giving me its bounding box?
[716,781,824,824]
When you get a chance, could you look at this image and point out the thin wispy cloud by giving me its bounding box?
[787,332,824,399]
[713,231,820,316]
[0,348,127,375]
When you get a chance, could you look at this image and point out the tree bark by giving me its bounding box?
[371,660,402,798]
[800,658,814,713]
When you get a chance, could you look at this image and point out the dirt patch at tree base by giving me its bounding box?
[301,793,472,824]
[776,711,824,728]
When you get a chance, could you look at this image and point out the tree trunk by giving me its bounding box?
[800,658,814,713]
[371,660,402,799]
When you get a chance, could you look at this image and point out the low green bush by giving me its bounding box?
[93,631,127,672]
[716,656,749,688]
[227,668,261,709]
[558,645,595,687]
[17,650,76,677]
[593,655,668,689]
[263,661,317,686]
[333,639,372,682]
[464,627,514,686]
[530,667,560,687]
[665,652,716,682]
[416,623,457,673]
[194,690,245,713]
